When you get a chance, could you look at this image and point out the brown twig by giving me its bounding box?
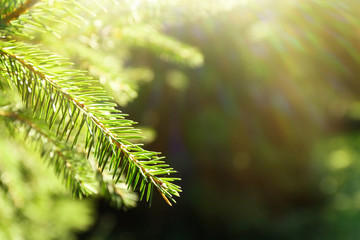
[1,0,41,24]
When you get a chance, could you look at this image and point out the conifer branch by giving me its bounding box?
[1,0,40,25]
[0,41,181,205]
[0,108,138,208]
[0,109,95,197]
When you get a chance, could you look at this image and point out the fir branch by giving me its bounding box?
[120,25,203,67]
[0,109,95,198]
[96,170,138,209]
[1,0,40,25]
[0,41,181,205]
[0,108,138,208]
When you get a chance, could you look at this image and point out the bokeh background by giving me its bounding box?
[79,1,360,239]
[4,0,360,239]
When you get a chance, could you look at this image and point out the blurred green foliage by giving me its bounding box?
[0,131,94,240]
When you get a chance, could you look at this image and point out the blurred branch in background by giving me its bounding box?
[0,129,94,240]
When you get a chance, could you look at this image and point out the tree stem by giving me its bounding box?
[2,0,40,24]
